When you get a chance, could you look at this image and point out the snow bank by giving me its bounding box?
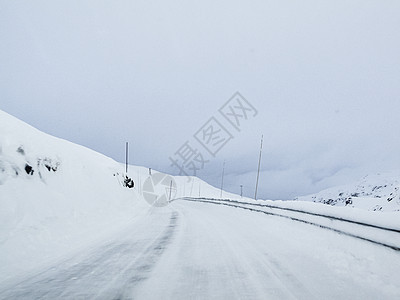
[0,110,149,283]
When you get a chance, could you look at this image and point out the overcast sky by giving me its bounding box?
[1,0,399,200]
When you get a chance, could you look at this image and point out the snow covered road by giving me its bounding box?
[1,200,400,299]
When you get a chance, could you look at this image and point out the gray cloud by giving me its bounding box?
[1,0,399,199]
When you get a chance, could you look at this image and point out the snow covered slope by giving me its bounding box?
[0,109,236,283]
[295,171,400,211]
[0,109,154,282]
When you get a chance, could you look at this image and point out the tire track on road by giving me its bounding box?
[0,211,179,300]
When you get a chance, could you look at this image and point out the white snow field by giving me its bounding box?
[295,171,400,212]
[1,109,400,299]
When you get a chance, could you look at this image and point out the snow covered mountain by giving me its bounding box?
[295,172,400,211]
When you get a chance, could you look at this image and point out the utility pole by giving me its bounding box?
[190,178,194,197]
[240,185,243,198]
[125,142,129,174]
[254,135,263,200]
[168,180,173,201]
[199,181,201,198]
[220,160,225,199]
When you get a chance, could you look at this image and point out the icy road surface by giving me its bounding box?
[1,200,399,299]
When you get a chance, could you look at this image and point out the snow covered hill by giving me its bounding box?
[295,172,400,211]
[0,109,150,282]
[0,109,236,283]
